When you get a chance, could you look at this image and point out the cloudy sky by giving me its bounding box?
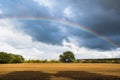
[0,0,120,60]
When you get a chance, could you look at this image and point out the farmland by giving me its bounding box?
[0,63,120,80]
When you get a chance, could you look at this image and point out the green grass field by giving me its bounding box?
[0,63,120,80]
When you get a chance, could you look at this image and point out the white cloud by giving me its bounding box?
[0,10,2,14]
[63,6,75,18]
[0,19,65,60]
[0,19,120,60]
[62,39,120,59]
[33,0,55,10]
[33,0,57,16]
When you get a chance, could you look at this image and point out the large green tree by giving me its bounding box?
[0,52,11,63]
[59,51,75,63]
[9,54,24,63]
[0,52,24,64]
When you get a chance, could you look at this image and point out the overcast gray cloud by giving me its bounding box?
[0,0,120,59]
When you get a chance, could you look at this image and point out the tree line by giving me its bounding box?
[76,58,120,63]
[0,51,120,63]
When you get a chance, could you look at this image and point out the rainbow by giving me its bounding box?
[9,17,119,47]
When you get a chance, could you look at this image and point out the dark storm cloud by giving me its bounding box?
[18,20,117,50]
[70,0,120,36]
[0,0,120,50]
[0,0,52,18]
[100,0,120,14]
[69,0,120,47]
[18,20,69,45]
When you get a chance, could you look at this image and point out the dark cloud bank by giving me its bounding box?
[0,0,120,50]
